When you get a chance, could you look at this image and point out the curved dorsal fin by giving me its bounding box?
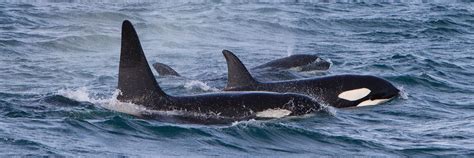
[222,50,258,89]
[152,62,181,76]
[118,20,167,104]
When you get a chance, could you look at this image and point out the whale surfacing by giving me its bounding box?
[222,50,400,108]
[116,20,323,124]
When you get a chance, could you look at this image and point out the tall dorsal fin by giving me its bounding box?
[222,50,258,89]
[118,20,167,105]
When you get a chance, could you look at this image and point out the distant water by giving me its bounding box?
[0,1,473,157]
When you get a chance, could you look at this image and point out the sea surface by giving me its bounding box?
[0,0,473,157]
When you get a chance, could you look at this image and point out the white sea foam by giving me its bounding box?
[324,105,337,117]
[231,119,258,127]
[184,80,219,92]
[57,87,148,116]
[99,90,149,116]
[58,87,92,102]
[398,86,409,100]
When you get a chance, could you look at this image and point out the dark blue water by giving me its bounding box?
[1,1,473,156]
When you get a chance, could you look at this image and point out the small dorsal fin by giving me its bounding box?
[118,20,167,104]
[222,50,258,89]
[152,62,181,76]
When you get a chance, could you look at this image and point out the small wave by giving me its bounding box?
[42,95,83,107]
[332,17,418,29]
[426,18,469,28]
[38,34,118,52]
[0,39,27,47]
[390,53,418,60]
[0,14,42,28]
[241,18,320,35]
[356,30,418,39]
[390,73,467,93]
[254,7,284,14]
[419,27,466,37]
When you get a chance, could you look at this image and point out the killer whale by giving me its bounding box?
[117,20,323,124]
[222,50,400,108]
[152,54,330,76]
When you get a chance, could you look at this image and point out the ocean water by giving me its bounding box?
[0,1,473,157]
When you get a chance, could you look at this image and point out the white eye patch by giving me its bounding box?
[338,88,371,101]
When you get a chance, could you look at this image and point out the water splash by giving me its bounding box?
[99,90,149,117]
[184,80,220,92]
[57,87,147,116]
[57,87,92,102]
[286,44,294,56]
[398,86,409,100]
[231,119,258,127]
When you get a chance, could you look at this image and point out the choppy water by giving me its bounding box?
[1,1,473,157]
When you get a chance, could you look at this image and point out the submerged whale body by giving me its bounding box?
[152,54,330,76]
[253,54,330,71]
[117,20,323,124]
[222,50,400,108]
